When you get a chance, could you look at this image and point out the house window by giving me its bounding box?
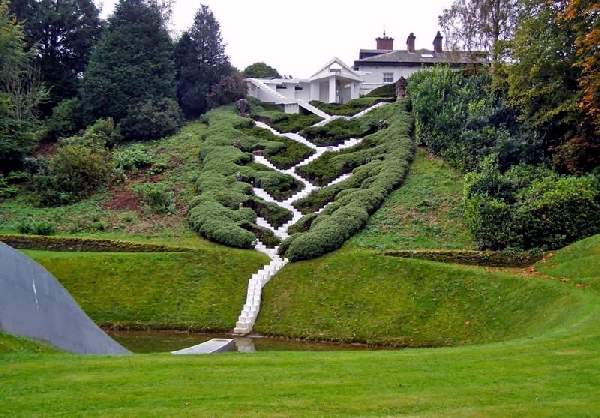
[383,72,394,83]
[294,86,304,91]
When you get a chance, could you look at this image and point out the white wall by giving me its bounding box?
[356,65,423,95]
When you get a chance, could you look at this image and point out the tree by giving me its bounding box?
[81,0,179,138]
[175,4,232,117]
[564,0,600,135]
[0,0,45,172]
[9,0,102,112]
[243,62,280,79]
[207,72,247,108]
[439,0,520,61]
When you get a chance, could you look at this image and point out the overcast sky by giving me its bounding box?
[96,0,454,77]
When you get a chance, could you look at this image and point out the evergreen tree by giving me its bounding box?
[175,4,232,117]
[9,0,102,112]
[81,0,178,132]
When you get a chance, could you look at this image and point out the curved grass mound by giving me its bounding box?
[256,249,576,346]
[188,106,314,248]
[281,101,415,261]
[26,248,268,331]
[0,332,56,354]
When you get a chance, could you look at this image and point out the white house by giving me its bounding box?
[246,58,362,115]
[354,32,488,95]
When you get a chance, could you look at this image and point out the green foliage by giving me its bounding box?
[408,66,537,172]
[206,72,247,109]
[309,97,391,116]
[248,99,322,133]
[119,97,182,141]
[34,143,113,206]
[301,118,380,146]
[113,144,153,170]
[46,98,85,140]
[81,0,178,127]
[282,101,414,261]
[464,158,600,250]
[0,174,18,199]
[133,182,175,214]
[175,5,232,118]
[242,62,280,79]
[17,219,56,235]
[365,83,396,98]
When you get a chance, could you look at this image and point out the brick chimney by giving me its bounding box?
[376,32,394,51]
[407,33,416,53]
[433,31,443,53]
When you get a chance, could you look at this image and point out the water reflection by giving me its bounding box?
[106,329,391,354]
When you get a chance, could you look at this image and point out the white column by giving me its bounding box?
[328,76,336,103]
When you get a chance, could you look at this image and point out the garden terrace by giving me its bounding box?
[309,96,393,117]
[248,99,323,133]
[188,106,306,249]
[280,100,414,261]
[300,101,394,146]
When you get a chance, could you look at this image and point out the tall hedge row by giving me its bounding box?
[280,101,415,261]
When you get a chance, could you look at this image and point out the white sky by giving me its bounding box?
[96,0,454,77]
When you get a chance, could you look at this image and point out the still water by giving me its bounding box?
[107,330,390,353]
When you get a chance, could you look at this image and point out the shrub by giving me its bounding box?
[35,144,113,206]
[0,175,18,199]
[120,98,182,141]
[133,183,175,214]
[46,98,85,140]
[464,160,600,250]
[60,118,122,149]
[114,144,154,171]
[309,97,392,117]
[207,73,247,109]
[17,219,56,236]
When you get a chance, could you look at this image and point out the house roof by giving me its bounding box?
[310,57,363,82]
[354,49,488,66]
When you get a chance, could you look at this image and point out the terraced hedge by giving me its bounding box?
[248,99,322,133]
[188,106,309,248]
[309,96,393,116]
[281,100,415,261]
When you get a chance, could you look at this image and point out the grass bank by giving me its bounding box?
[26,247,267,331]
[255,249,575,346]
[1,236,599,415]
[349,147,473,250]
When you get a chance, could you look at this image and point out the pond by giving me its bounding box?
[106,330,392,353]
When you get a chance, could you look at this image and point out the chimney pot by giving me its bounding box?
[407,33,416,53]
[433,31,443,53]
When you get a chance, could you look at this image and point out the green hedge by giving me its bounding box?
[384,249,543,267]
[248,99,322,133]
[365,84,396,98]
[309,97,393,117]
[187,106,299,248]
[464,159,600,250]
[0,234,190,252]
[281,100,415,261]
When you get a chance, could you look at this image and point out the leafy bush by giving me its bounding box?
[207,73,247,108]
[120,98,182,141]
[366,83,396,98]
[46,98,85,140]
[17,219,56,236]
[114,144,154,171]
[60,118,122,149]
[464,158,600,250]
[34,144,113,206]
[0,175,18,199]
[408,66,538,172]
[133,183,175,214]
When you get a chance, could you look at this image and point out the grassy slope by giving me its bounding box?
[0,121,206,238]
[0,333,56,354]
[349,147,473,250]
[255,249,575,346]
[25,248,267,331]
[1,237,600,415]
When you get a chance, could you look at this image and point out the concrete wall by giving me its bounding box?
[357,65,423,95]
[0,243,128,355]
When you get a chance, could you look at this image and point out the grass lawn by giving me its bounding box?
[0,121,207,238]
[25,247,268,331]
[1,236,600,415]
[349,147,473,250]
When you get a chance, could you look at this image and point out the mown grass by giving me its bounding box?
[0,121,207,238]
[1,236,600,416]
[0,332,56,354]
[25,248,268,331]
[256,249,575,346]
[349,147,474,250]
[309,96,391,116]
